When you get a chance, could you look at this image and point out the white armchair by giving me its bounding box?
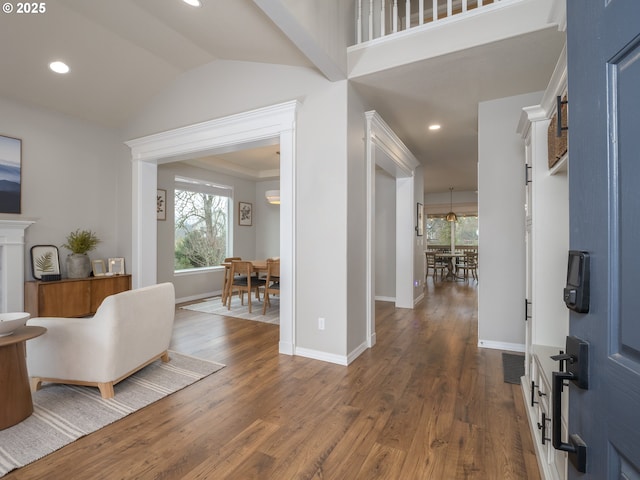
[26,282,176,399]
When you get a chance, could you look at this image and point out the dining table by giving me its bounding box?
[435,252,465,281]
[221,260,268,304]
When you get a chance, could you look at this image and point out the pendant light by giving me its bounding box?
[446,187,458,222]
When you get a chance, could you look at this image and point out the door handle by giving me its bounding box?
[552,371,587,472]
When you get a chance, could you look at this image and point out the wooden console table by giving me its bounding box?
[0,325,46,429]
[24,275,132,318]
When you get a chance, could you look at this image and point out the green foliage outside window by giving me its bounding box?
[174,189,229,270]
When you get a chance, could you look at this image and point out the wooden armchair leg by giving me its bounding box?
[30,377,42,393]
[98,382,115,399]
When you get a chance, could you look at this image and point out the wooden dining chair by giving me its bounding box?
[425,252,446,280]
[221,257,242,304]
[262,259,280,314]
[458,251,478,281]
[227,261,265,313]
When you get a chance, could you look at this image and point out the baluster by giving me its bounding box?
[368,0,374,40]
[392,0,398,33]
[357,0,362,44]
[405,0,410,29]
[447,0,452,17]
[419,0,424,25]
[380,0,386,37]
[462,0,467,12]
[478,0,483,6]
[432,0,438,21]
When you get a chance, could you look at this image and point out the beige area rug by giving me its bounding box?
[0,352,224,478]
[181,295,280,325]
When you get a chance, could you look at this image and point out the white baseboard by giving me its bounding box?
[375,296,395,302]
[295,347,348,365]
[477,339,525,352]
[347,341,368,364]
[175,290,221,304]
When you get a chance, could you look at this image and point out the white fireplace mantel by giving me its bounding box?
[0,219,35,312]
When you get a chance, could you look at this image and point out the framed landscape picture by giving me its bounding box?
[0,135,22,214]
[239,201,252,226]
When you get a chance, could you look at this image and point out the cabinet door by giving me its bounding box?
[39,281,91,317]
[90,276,131,312]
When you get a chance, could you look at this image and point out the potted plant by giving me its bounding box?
[61,229,100,278]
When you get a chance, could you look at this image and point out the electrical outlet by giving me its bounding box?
[318,317,325,330]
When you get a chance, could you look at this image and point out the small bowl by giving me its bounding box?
[0,312,30,337]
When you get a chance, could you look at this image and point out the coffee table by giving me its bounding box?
[0,325,46,430]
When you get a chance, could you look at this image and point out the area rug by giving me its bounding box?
[0,352,224,477]
[181,295,279,325]
[502,352,525,385]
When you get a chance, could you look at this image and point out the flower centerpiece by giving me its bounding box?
[62,229,100,278]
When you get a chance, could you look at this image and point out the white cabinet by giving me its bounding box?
[517,44,569,480]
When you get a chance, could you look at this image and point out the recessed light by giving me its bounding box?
[49,61,70,74]
[182,0,201,6]
[428,124,441,131]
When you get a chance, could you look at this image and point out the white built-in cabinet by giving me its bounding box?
[517,44,569,480]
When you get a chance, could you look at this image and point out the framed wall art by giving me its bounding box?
[239,201,252,226]
[416,202,424,236]
[30,245,61,281]
[0,135,22,214]
[157,189,166,221]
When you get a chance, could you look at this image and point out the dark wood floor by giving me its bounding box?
[8,279,540,479]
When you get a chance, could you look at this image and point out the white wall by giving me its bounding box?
[124,60,366,361]
[375,169,396,300]
[0,97,126,280]
[478,91,543,350]
[255,179,280,260]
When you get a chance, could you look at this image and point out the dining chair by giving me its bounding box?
[221,257,242,304]
[262,259,280,314]
[458,251,478,281]
[227,260,266,313]
[425,252,446,280]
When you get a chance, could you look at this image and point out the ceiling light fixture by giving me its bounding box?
[265,190,280,205]
[49,61,70,74]
[182,0,201,6]
[446,187,458,222]
[428,124,441,131]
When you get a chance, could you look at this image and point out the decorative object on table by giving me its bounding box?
[61,229,100,279]
[416,202,424,236]
[30,245,61,281]
[157,188,166,220]
[0,134,22,214]
[238,201,252,226]
[108,257,125,275]
[0,312,30,336]
[91,259,106,276]
[445,187,458,222]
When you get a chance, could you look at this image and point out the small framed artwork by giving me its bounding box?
[92,259,106,277]
[157,189,166,221]
[238,201,252,226]
[416,203,424,236]
[108,257,125,275]
[0,135,22,214]
[30,245,61,280]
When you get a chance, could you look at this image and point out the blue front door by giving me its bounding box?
[567,1,640,478]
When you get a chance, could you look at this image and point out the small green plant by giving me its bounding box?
[62,229,100,255]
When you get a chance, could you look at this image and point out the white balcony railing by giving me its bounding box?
[355,0,517,45]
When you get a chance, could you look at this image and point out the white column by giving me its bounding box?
[0,220,34,312]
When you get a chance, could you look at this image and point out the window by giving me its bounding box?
[426,215,478,247]
[174,176,232,271]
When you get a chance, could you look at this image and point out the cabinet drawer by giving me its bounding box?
[38,281,91,317]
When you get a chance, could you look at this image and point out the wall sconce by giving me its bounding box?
[265,190,280,205]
